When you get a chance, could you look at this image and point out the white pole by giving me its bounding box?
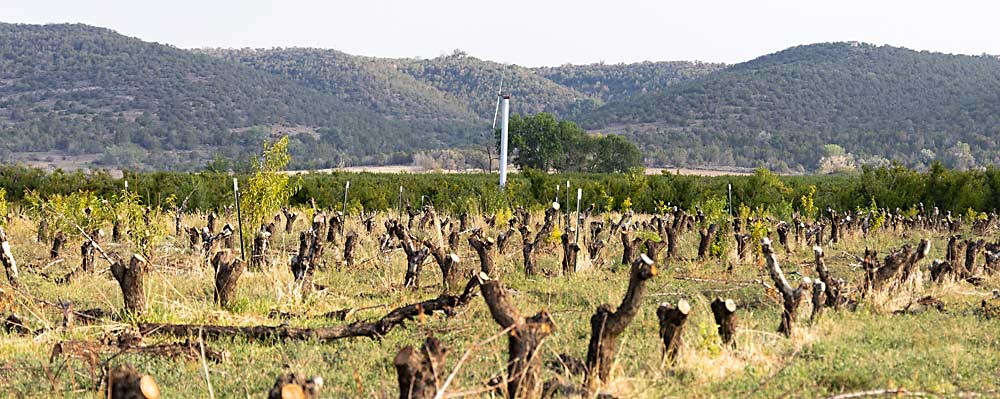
[499,95,510,188]
[575,188,582,244]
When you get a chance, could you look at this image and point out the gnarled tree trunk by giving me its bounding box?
[111,254,148,316]
[697,224,719,260]
[212,249,244,308]
[585,254,657,390]
[762,238,811,338]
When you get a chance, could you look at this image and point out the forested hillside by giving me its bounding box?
[3,23,1000,172]
[583,42,1000,171]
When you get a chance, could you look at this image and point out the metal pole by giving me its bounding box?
[233,178,246,261]
[556,185,561,229]
[499,95,510,188]
[341,180,350,233]
[728,183,733,218]
[575,188,582,244]
[397,185,404,220]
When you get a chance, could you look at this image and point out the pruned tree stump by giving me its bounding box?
[104,365,160,399]
[111,254,148,316]
[657,298,690,363]
[394,336,448,399]
[212,249,244,308]
[268,373,323,399]
[710,298,737,348]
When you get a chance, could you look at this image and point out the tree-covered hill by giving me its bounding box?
[4,23,1000,172]
[583,42,1000,171]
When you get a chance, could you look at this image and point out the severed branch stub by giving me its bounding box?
[104,364,160,399]
[586,254,657,390]
[468,231,495,275]
[657,298,690,363]
[268,373,323,399]
[762,238,811,337]
[394,336,447,399]
[111,254,148,316]
[479,272,556,398]
[710,298,738,348]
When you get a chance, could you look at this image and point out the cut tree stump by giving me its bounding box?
[620,229,643,266]
[343,230,358,268]
[104,365,160,399]
[0,227,19,286]
[251,229,271,270]
[111,254,148,316]
[656,298,690,363]
[585,254,657,390]
[394,336,448,399]
[810,279,827,324]
[762,238,811,338]
[697,224,719,260]
[468,232,495,275]
[479,272,555,398]
[561,232,580,275]
[268,373,323,399]
[50,231,66,259]
[212,249,244,308]
[424,239,461,293]
[710,298,738,348]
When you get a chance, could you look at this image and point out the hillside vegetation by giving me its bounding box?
[3,24,1000,172]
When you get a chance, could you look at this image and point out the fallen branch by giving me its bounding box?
[139,277,481,342]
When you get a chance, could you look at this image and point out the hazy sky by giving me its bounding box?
[6,0,999,66]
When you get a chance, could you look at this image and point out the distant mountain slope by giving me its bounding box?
[583,42,1000,170]
[533,61,724,103]
[4,23,1000,172]
[0,23,443,169]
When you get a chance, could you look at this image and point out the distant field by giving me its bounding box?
[290,165,757,176]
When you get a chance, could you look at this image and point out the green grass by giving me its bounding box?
[1,213,999,398]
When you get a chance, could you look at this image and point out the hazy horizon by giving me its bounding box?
[6,0,1000,66]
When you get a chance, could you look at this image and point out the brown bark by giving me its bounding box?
[519,206,558,276]
[813,246,843,308]
[394,336,448,399]
[390,223,431,289]
[479,274,555,398]
[561,232,580,275]
[50,231,65,259]
[869,239,931,291]
[964,239,985,277]
[697,224,719,260]
[250,229,271,270]
[207,212,217,234]
[343,230,358,268]
[710,298,738,348]
[212,249,244,308]
[424,239,461,293]
[496,226,515,255]
[585,254,657,389]
[762,238,810,337]
[282,207,298,233]
[810,279,826,324]
[291,231,323,296]
[776,221,791,254]
[103,365,160,399]
[620,229,643,265]
[139,276,481,342]
[0,227,19,286]
[656,299,690,363]
[268,373,323,399]
[111,254,148,316]
[468,232,495,275]
[929,259,954,282]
